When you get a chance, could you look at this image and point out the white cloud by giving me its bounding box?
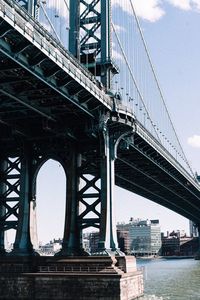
[39,21,52,33]
[112,48,124,61]
[112,0,165,22]
[41,0,69,18]
[114,24,125,33]
[187,135,200,148]
[40,0,200,29]
[112,0,200,24]
[168,0,200,10]
[133,0,165,21]
[112,42,124,61]
[167,0,191,10]
[191,0,200,9]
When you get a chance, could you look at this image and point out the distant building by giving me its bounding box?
[89,232,100,254]
[161,231,199,256]
[116,222,131,254]
[38,238,62,256]
[161,233,180,256]
[116,222,131,231]
[86,218,162,255]
[129,219,161,256]
[189,220,198,237]
[117,229,130,254]
[85,228,130,254]
[82,238,90,253]
[180,237,199,256]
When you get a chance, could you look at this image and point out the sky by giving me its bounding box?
[114,0,200,235]
[30,0,200,244]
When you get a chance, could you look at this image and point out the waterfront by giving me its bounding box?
[137,258,200,300]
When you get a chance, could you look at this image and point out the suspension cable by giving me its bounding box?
[63,0,69,11]
[129,0,195,177]
[40,1,61,42]
[112,21,161,143]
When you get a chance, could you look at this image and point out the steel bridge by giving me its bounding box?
[0,0,200,256]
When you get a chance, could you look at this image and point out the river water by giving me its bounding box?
[137,258,200,300]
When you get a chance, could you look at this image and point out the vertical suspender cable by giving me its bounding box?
[40,2,61,42]
[129,0,194,177]
[112,22,161,142]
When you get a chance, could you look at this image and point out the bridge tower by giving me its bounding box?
[60,0,127,256]
[0,0,131,258]
[69,0,118,90]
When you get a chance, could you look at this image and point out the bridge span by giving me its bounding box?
[0,0,200,257]
[1,1,200,299]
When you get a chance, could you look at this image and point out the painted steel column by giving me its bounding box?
[58,151,83,256]
[101,0,112,89]
[27,0,37,17]
[98,126,120,255]
[69,0,80,59]
[0,160,6,254]
[109,134,120,252]
[12,147,34,255]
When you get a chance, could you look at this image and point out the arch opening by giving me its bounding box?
[82,226,100,255]
[32,159,66,256]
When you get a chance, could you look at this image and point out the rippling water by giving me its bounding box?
[137,258,200,300]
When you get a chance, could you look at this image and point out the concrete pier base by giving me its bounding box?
[0,256,143,300]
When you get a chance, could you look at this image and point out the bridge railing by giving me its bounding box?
[135,120,200,188]
[38,265,125,274]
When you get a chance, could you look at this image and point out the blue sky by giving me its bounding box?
[34,0,200,243]
[115,0,200,236]
[139,2,200,174]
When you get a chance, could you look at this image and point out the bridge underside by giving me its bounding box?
[1,53,200,226]
[0,47,94,149]
[0,21,103,145]
[116,135,200,224]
